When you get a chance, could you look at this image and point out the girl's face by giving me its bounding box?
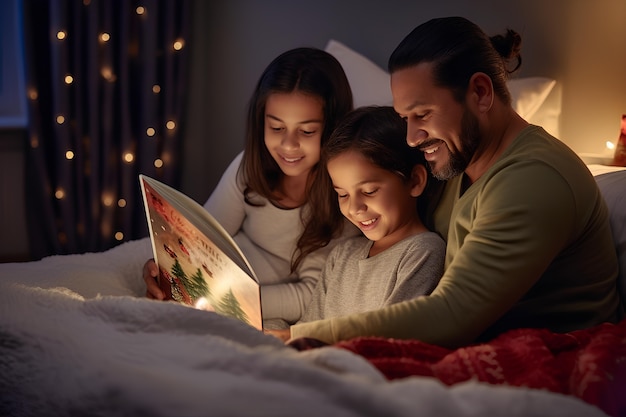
[328,149,423,252]
[264,92,324,181]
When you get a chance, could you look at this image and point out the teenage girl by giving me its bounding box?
[143,47,355,329]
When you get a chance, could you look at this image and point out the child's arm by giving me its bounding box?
[260,246,330,323]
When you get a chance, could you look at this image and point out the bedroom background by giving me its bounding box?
[1,0,625,262]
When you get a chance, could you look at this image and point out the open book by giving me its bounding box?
[139,175,262,330]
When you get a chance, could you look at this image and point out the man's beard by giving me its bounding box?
[430,109,480,181]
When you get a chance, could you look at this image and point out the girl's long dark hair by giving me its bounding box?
[238,47,353,270]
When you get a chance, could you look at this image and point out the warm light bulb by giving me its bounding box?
[606,141,616,150]
[101,67,116,82]
[64,75,74,84]
[65,150,74,160]
[173,39,184,51]
[57,31,66,40]
[136,6,145,15]
[102,193,114,206]
[123,152,134,163]
[146,127,156,137]
[152,85,161,93]
[115,232,124,241]
[56,115,65,124]
[118,198,127,208]
[154,158,163,168]
[166,120,176,130]
[100,32,111,42]
[55,188,65,199]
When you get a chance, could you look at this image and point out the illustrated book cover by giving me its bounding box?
[139,174,262,330]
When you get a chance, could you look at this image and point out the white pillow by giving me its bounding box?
[594,168,626,310]
[325,39,556,120]
[507,77,556,120]
[325,39,393,108]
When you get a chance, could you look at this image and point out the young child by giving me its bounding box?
[265,106,445,339]
[143,47,355,328]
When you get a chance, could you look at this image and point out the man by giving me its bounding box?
[284,17,621,348]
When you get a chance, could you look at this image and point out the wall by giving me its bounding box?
[181,0,626,204]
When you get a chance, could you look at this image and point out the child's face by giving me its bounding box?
[264,92,324,181]
[328,150,422,249]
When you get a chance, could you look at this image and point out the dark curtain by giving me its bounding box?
[21,0,191,259]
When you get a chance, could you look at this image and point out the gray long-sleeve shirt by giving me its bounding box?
[300,232,445,322]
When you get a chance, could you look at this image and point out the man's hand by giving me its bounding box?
[263,328,291,342]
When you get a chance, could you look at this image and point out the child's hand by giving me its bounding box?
[143,258,164,300]
[263,328,291,342]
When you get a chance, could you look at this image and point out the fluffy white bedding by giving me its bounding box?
[0,239,609,416]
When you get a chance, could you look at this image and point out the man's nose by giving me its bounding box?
[407,124,428,147]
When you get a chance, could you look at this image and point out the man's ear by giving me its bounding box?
[467,72,494,114]
[409,164,428,197]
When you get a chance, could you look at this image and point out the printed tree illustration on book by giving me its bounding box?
[167,258,209,304]
[214,290,250,324]
[167,258,251,326]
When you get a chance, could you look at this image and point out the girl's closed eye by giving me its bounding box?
[300,122,322,136]
[363,188,379,196]
[335,189,348,199]
[334,187,378,199]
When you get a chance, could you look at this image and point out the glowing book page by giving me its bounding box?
[140,174,262,330]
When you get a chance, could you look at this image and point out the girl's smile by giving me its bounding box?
[264,92,324,181]
[327,149,425,253]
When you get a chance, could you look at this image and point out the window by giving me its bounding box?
[0,0,27,128]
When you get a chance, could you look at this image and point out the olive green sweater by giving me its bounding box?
[290,126,621,347]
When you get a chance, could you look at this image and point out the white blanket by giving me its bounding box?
[0,240,608,416]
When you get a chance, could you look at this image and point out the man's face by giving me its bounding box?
[391,62,480,180]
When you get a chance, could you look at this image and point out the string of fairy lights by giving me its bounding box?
[28,3,185,247]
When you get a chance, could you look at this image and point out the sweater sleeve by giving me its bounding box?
[291,163,577,347]
[203,152,246,236]
[297,246,338,323]
[260,243,333,324]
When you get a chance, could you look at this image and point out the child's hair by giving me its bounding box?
[239,47,353,206]
[295,106,439,267]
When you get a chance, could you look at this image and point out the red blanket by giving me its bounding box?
[290,319,626,416]
[331,319,626,417]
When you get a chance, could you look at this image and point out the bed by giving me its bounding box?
[1,40,625,417]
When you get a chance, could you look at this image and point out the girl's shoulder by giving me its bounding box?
[408,231,446,250]
[388,231,446,256]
